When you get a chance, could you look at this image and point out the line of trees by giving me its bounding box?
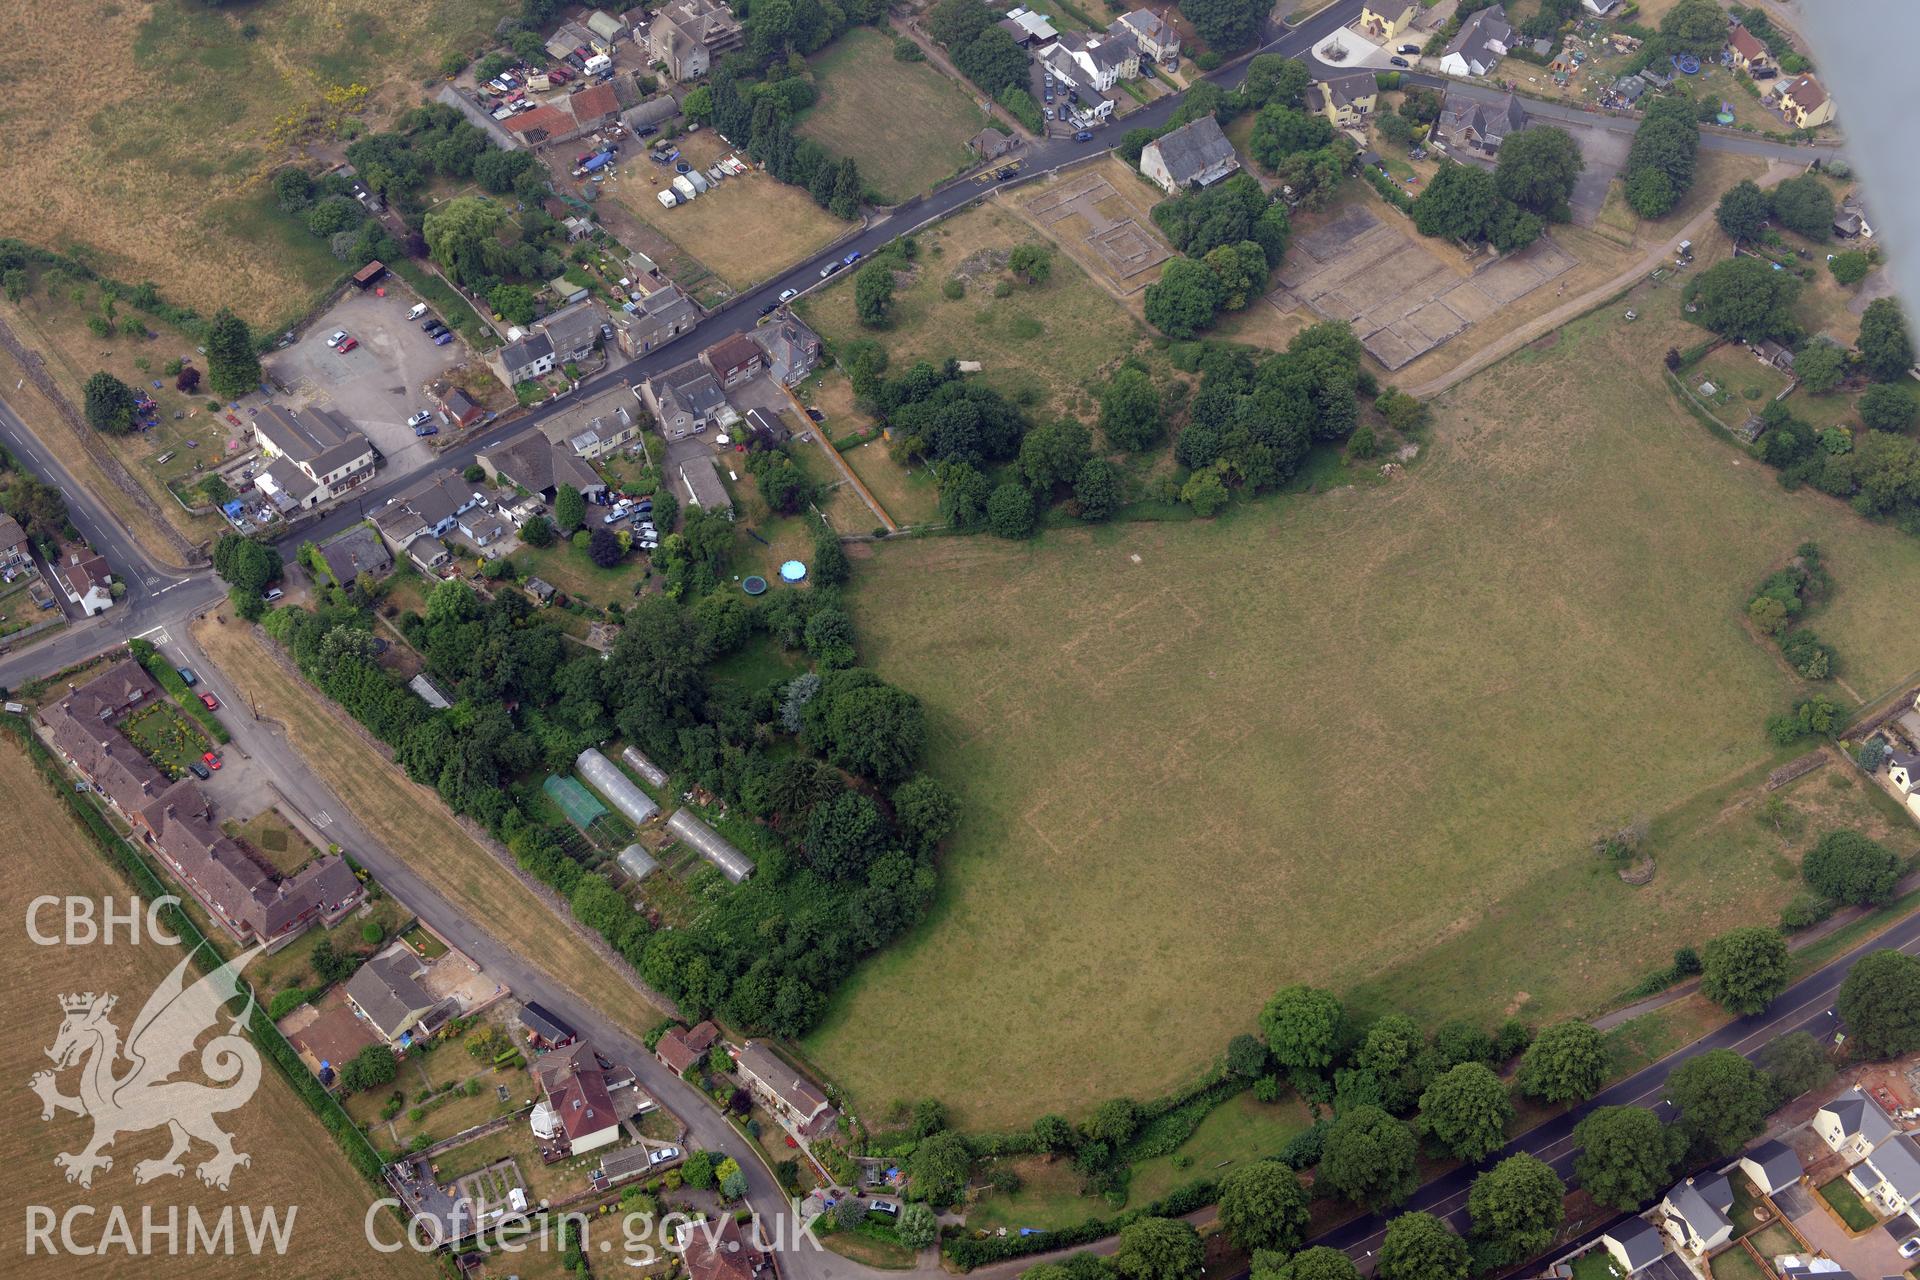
[691,67,865,218]
[1622,96,1700,218]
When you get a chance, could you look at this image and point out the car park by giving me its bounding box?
[406,410,433,428]
[199,692,219,710]
[336,336,359,353]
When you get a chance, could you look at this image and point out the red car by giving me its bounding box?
[335,337,358,354]
[202,751,222,771]
[199,692,219,710]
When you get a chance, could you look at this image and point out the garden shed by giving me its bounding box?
[576,747,660,826]
[665,810,754,883]
[622,745,669,789]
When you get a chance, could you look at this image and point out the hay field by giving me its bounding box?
[0,0,511,323]
[796,28,985,204]
[0,739,438,1279]
[803,276,1920,1128]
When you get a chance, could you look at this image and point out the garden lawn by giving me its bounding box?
[1819,1177,1878,1232]
[1572,1249,1624,1280]
[228,808,322,876]
[797,203,1145,421]
[797,28,984,204]
[120,703,209,777]
[804,279,1920,1129]
[1710,1247,1770,1280]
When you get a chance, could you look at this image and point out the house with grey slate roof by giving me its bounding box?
[1817,1086,1901,1161]
[1660,1173,1734,1254]
[1438,4,1513,77]
[1433,90,1527,157]
[1140,116,1240,195]
[1600,1218,1667,1275]
[1738,1139,1804,1195]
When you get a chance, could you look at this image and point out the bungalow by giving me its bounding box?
[476,432,605,499]
[1601,1219,1667,1275]
[1751,339,1795,372]
[540,385,642,460]
[656,1020,720,1075]
[252,404,375,509]
[1433,90,1527,156]
[498,331,557,387]
[317,526,393,584]
[969,128,1020,161]
[1359,2,1417,41]
[1815,1086,1900,1161]
[532,1040,626,1155]
[682,1213,771,1280]
[1140,116,1240,195]
[612,283,701,358]
[433,383,484,430]
[733,1041,837,1142]
[1308,72,1380,128]
[52,549,114,615]
[1113,9,1179,65]
[1739,1138,1805,1194]
[1437,4,1512,77]
[1661,1173,1734,1254]
[1833,194,1874,240]
[1777,74,1835,129]
[1851,1132,1920,1217]
[641,362,734,440]
[676,454,734,517]
[701,333,765,389]
[520,1001,578,1049]
[344,949,438,1045]
[1728,23,1774,77]
[744,407,791,446]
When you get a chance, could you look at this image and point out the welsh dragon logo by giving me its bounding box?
[29,945,264,1190]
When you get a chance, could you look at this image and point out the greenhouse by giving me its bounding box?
[665,810,754,884]
[616,844,659,882]
[575,747,660,826]
[622,745,670,789]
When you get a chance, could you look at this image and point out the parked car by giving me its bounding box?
[805,407,825,422]
[414,424,439,437]
[419,316,442,332]
[425,321,448,337]
[649,1146,679,1166]
[199,692,219,710]
[1074,130,1094,142]
[869,1201,900,1216]
[327,330,349,348]
[760,302,778,317]
[203,751,221,772]
[843,250,863,266]
[1044,90,1054,103]
[265,588,284,603]
[603,508,629,524]
[1390,56,1410,67]
[188,761,210,780]
[432,331,453,346]
[407,303,428,320]
[406,410,433,428]
[336,336,359,353]
[1901,1239,1920,1261]
[778,287,797,302]
[1398,43,1420,54]
[176,666,198,686]
[820,261,843,278]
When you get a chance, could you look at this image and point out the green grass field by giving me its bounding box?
[797,28,986,204]
[797,203,1145,421]
[803,279,1920,1128]
[1819,1177,1879,1231]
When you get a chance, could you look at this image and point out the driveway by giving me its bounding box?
[264,287,464,479]
[1786,1179,1913,1278]
[1564,123,1630,226]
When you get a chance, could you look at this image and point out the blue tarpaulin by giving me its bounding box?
[223,499,246,518]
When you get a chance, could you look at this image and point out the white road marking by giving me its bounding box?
[314,811,332,827]
[134,625,171,644]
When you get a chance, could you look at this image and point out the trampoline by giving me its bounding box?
[1674,54,1700,74]
[743,575,768,596]
[779,560,807,583]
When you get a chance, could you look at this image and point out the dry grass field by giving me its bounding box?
[0,0,512,323]
[803,270,1920,1128]
[189,613,665,1033]
[0,740,439,1279]
[796,27,986,204]
[604,132,852,291]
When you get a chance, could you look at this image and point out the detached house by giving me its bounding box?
[52,549,114,615]
[477,431,605,500]
[1052,30,1139,91]
[1114,9,1180,65]
[373,469,486,569]
[0,512,31,575]
[733,1041,837,1142]
[533,1041,630,1155]
[682,1213,771,1280]
[1850,1132,1920,1218]
[1360,2,1417,41]
[1438,4,1512,77]
[1776,74,1835,129]
[641,362,734,440]
[649,0,743,81]
[251,405,375,511]
[612,283,700,358]
[1739,1138,1804,1195]
[1140,116,1240,195]
[1728,23,1774,77]
[345,949,438,1045]
[655,1020,720,1075]
[1816,1087,1900,1162]
[1660,1173,1734,1255]
[1308,72,1380,128]
[751,315,822,386]
[701,333,765,389]
[1600,1219,1667,1276]
[1433,90,1527,156]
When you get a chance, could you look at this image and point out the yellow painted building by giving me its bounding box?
[1309,72,1380,127]
[1777,74,1834,128]
[1360,2,1417,41]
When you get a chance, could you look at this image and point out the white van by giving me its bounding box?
[407,303,428,320]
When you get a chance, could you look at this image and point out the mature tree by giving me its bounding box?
[83,371,139,435]
[489,283,536,326]
[1261,984,1343,1078]
[802,669,926,786]
[554,484,586,534]
[1860,384,1918,433]
[1830,251,1873,286]
[1267,1247,1362,1280]
[1251,105,1335,171]
[1517,1021,1607,1103]
[1322,1105,1419,1210]
[1183,0,1266,52]
[1858,298,1914,381]
[521,515,555,548]
[588,527,624,568]
[1074,459,1123,521]
[1243,55,1311,110]
[1692,257,1801,343]
[205,308,261,400]
[1009,244,1053,285]
[1115,1218,1204,1280]
[1837,949,1920,1059]
[897,1201,939,1250]
[1758,1031,1834,1099]
[1467,1155,1565,1270]
[1228,1033,1272,1079]
[1495,127,1584,218]
[1204,241,1272,312]
[1624,97,1698,216]
[212,534,282,595]
[907,1131,972,1208]
[423,196,508,288]
[1144,256,1223,339]
[1572,1106,1685,1210]
[1413,163,1504,244]
[1377,1212,1469,1280]
[1715,180,1772,243]
[987,482,1036,539]
[1661,0,1730,56]
[1100,366,1164,451]
[1433,1022,1496,1070]
[1701,925,1790,1015]
[855,259,895,327]
[1378,112,1416,147]
[339,1043,398,1093]
[1795,341,1847,394]
[1624,166,1677,219]
[1089,1097,1140,1148]
[1805,830,1901,904]
[1770,175,1834,241]
[1358,1012,1431,1115]
[892,775,959,856]
[1033,1113,1077,1155]
[1217,1161,1310,1252]
[1019,419,1093,493]
[937,461,991,529]
[1419,1063,1514,1164]
[1665,1049,1772,1158]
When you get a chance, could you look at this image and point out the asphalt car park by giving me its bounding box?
[265,288,465,478]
